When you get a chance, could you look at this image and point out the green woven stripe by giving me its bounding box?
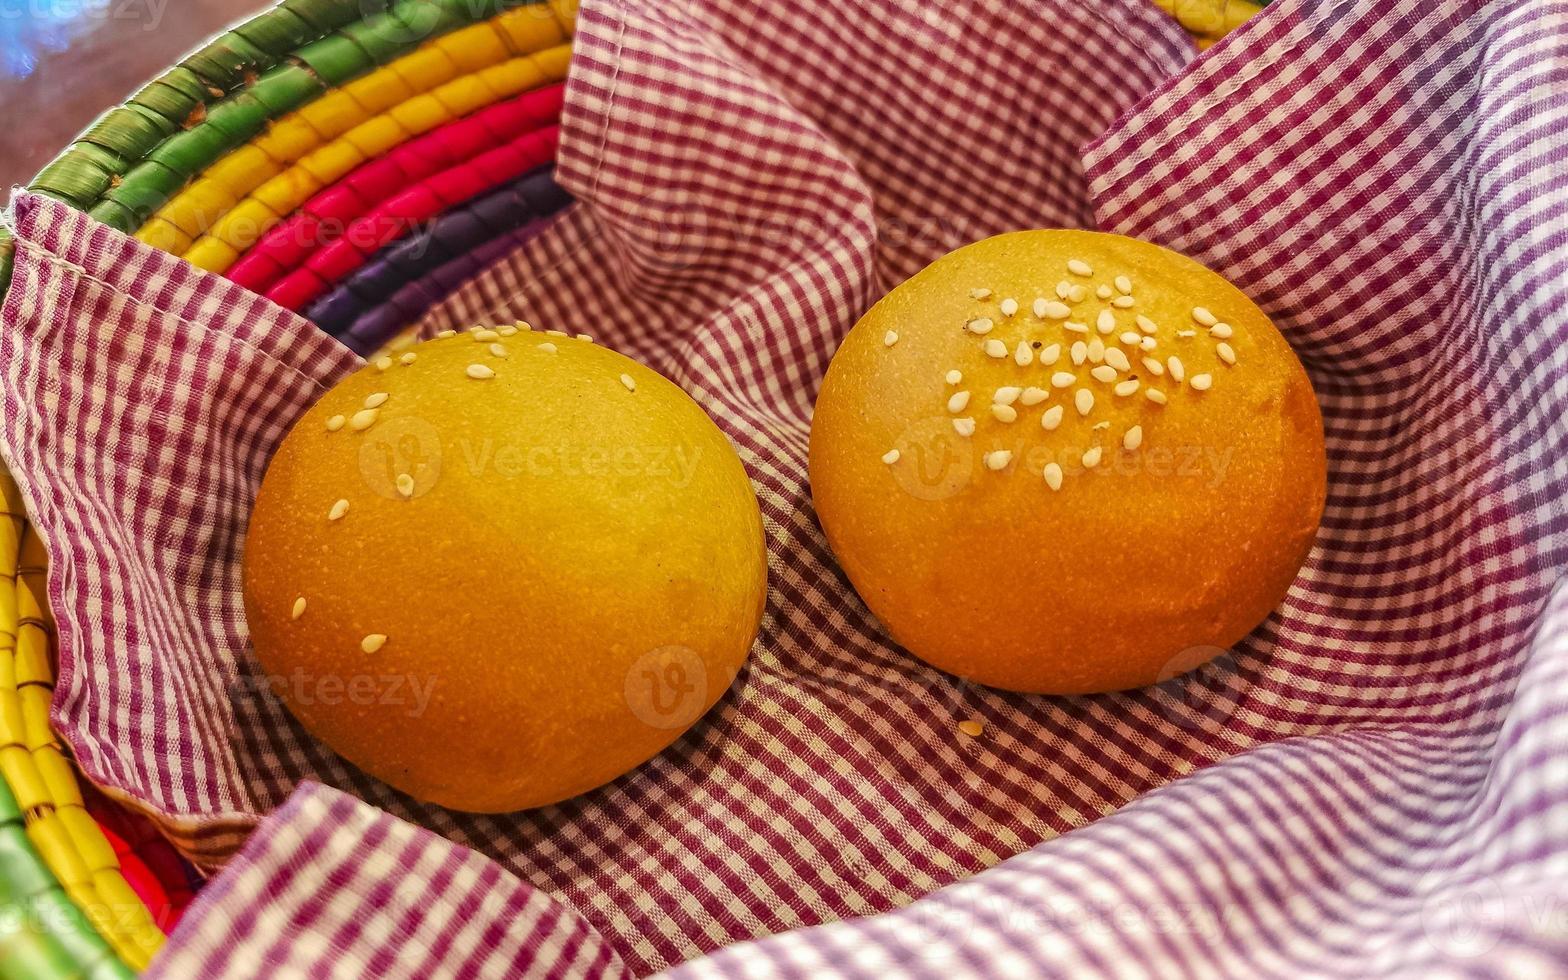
[293,31,375,85]
[231,7,317,56]
[280,0,374,33]
[79,107,177,161]
[248,63,326,116]
[28,889,121,975]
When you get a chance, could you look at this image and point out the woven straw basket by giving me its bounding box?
[0,0,1261,974]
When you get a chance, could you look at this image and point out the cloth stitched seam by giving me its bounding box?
[7,236,335,392]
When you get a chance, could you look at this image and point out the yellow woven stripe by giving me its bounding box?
[0,522,167,968]
[154,3,575,265]
[1152,0,1264,41]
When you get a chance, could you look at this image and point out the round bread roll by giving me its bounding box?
[245,328,767,812]
[809,230,1325,694]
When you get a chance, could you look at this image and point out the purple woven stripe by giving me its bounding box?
[339,219,556,355]
[302,165,570,335]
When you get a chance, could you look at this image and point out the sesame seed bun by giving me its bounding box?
[809,230,1325,694]
[244,329,767,812]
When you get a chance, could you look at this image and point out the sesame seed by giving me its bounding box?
[948,391,972,413]
[1142,356,1165,376]
[361,634,388,654]
[1087,337,1106,363]
[490,343,509,358]
[497,326,517,337]
[1082,446,1103,469]
[1052,371,1076,389]
[1190,373,1214,391]
[1075,388,1094,416]
[946,370,963,384]
[1114,275,1133,295]
[1114,379,1141,397]
[474,329,500,342]
[1137,315,1158,335]
[958,719,985,738]
[325,414,345,432]
[1041,405,1065,430]
[1120,332,1142,346]
[1043,463,1064,491]
[1096,284,1114,300]
[1020,387,1049,406]
[1033,297,1050,318]
[395,473,414,498]
[349,409,378,431]
[1104,348,1131,372]
[374,356,392,371]
[1091,365,1118,384]
[1000,298,1019,317]
[991,404,1018,423]
[1069,285,1088,303]
[1064,321,1089,334]
[994,386,1022,406]
[1123,425,1144,451]
[328,499,349,521]
[435,329,457,338]
[577,334,594,343]
[984,339,1008,358]
[953,418,976,437]
[400,352,417,365]
[1054,282,1072,300]
[1096,310,1116,335]
[882,449,901,464]
[969,288,992,300]
[1067,259,1093,276]
[1014,341,1034,366]
[546,329,568,337]
[1040,344,1062,366]
[884,330,899,347]
[1167,356,1185,383]
[515,321,534,332]
[1112,295,1136,309]
[1216,342,1237,365]
[538,343,558,353]
[621,374,637,392]
[967,317,995,335]
[1140,336,1158,351]
[291,597,306,620]
[1041,300,1071,320]
[467,364,496,380]
[984,450,1013,471]
[1070,342,1087,366]
[363,392,389,409]
[1092,421,1110,431]
[1210,323,1234,339]
[1192,307,1218,327]
[1146,388,1169,405]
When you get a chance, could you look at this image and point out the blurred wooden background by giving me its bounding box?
[0,0,268,188]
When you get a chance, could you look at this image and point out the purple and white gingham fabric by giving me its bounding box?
[2,0,1567,976]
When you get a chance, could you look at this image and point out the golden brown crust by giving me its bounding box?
[809,231,1325,694]
[244,330,768,812]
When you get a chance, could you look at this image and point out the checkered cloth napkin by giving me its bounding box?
[3,0,1566,976]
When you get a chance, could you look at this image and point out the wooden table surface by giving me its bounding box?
[0,0,269,189]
